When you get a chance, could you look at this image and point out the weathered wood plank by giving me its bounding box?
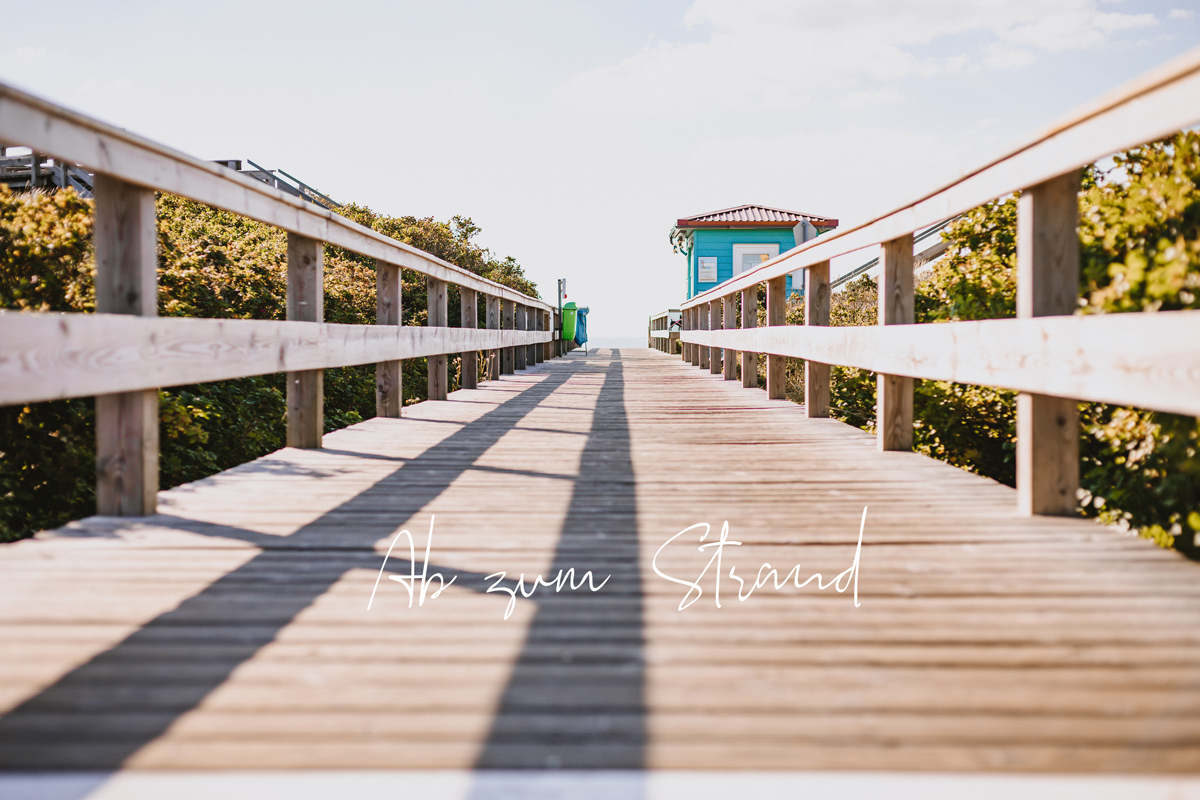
[92,174,158,516]
[678,310,1200,417]
[708,300,721,375]
[427,278,449,401]
[722,295,736,381]
[0,83,551,313]
[460,287,477,392]
[375,260,402,417]
[678,47,1200,308]
[766,276,786,399]
[285,233,323,449]
[740,286,757,389]
[1017,171,1081,516]
[805,260,830,417]
[877,235,913,452]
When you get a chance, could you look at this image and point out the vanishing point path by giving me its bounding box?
[2,348,1200,783]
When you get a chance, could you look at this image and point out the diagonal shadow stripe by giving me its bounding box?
[473,351,645,774]
[0,365,577,771]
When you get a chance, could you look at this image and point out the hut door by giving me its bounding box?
[732,244,780,276]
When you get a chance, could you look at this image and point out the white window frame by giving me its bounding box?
[732,243,780,277]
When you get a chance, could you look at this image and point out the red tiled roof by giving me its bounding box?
[676,204,838,228]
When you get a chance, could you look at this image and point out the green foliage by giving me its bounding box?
[820,133,1200,557]
[1,188,538,541]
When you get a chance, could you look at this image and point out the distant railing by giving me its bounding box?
[0,81,562,518]
[647,308,680,353]
[674,47,1200,517]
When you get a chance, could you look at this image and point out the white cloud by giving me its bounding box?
[559,0,1159,116]
[1168,9,1193,20]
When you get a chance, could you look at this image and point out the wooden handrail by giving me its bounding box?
[0,82,552,312]
[681,45,1200,309]
[674,46,1200,518]
[0,81,559,518]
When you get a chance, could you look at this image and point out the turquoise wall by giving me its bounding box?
[687,227,800,299]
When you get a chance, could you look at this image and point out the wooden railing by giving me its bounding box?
[647,308,680,353]
[677,47,1200,517]
[0,81,560,518]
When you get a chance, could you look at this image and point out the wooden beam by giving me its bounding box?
[805,260,831,418]
[487,296,501,379]
[427,277,448,400]
[723,294,737,381]
[672,49,1200,310]
[0,83,553,314]
[698,305,709,369]
[740,286,758,389]
[514,303,527,371]
[877,235,914,451]
[286,233,324,449]
[526,306,537,366]
[502,299,515,374]
[460,287,477,391]
[766,276,786,399]
[93,174,158,516]
[709,301,721,375]
[1017,170,1081,517]
[375,260,402,417]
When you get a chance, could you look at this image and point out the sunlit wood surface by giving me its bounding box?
[1,347,1198,773]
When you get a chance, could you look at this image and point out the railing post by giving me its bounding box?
[487,295,501,379]
[534,308,545,364]
[740,286,757,389]
[514,303,527,370]
[877,235,914,450]
[427,277,448,400]
[723,294,737,380]
[526,306,537,366]
[698,304,710,369]
[805,261,831,417]
[93,174,159,515]
[376,260,403,416]
[460,287,478,391]
[766,276,786,399]
[709,300,721,375]
[502,299,515,373]
[286,232,324,448]
[1017,170,1081,516]
[689,307,699,366]
[543,310,551,361]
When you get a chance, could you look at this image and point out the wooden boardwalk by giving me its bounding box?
[2,347,1200,779]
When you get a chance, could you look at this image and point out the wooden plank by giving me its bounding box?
[708,301,721,375]
[1017,171,1081,516]
[3,347,1200,776]
[427,278,448,401]
[722,295,736,381]
[677,47,1200,309]
[375,260,402,417]
[0,313,555,405]
[459,288,477,391]
[92,174,158,516]
[0,84,551,313]
[698,305,709,370]
[514,304,527,371]
[502,299,515,375]
[285,233,323,449]
[526,306,537,368]
[766,276,786,399]
[678,308,1200,417]
[740,286,757,389]
[805,260,830,418]
[877,235,913,452]
[487,296,501,380]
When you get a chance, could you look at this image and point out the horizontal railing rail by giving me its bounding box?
[672,45,1200,518]
[0,80,566,519]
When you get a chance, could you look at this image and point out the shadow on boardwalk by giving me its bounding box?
[0,351,644,781]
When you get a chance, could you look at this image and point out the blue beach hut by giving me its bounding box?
[670,204,838,300]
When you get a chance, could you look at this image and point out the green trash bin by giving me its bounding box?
[562,301,578,342]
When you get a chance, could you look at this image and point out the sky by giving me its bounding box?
[2,0,1198,340]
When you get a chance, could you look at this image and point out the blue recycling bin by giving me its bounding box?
[575,307,589,346]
